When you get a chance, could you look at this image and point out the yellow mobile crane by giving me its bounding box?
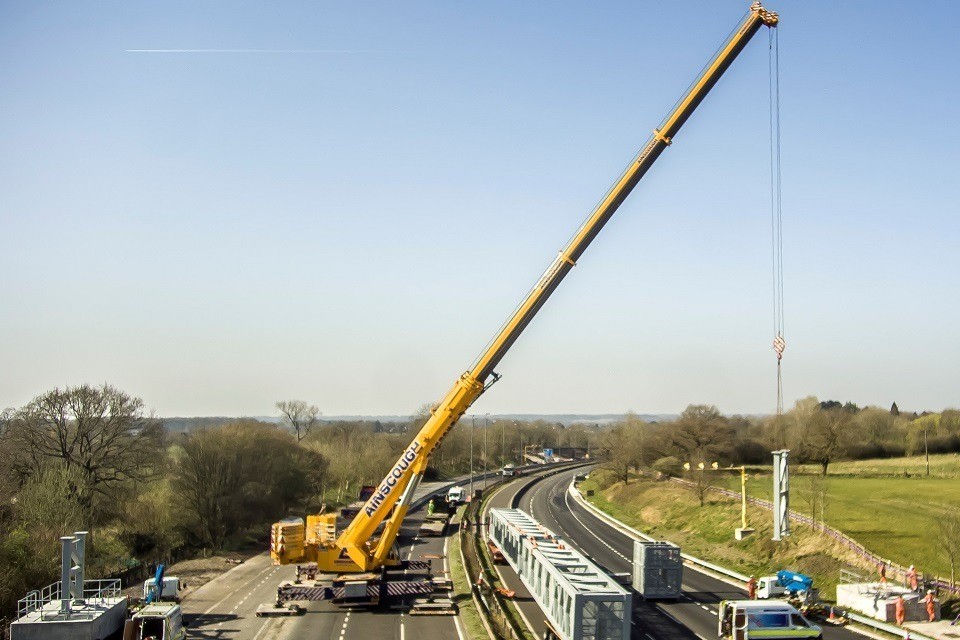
[267,1,778,608]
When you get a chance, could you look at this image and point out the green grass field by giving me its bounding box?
[584,454,960,599]
[736,454,960,579]
[793,453,960,478]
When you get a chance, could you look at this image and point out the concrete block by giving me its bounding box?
[836,582,935,623]
[10,597,127,640]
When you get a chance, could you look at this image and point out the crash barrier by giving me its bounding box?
[489,508,632,640]
[569,480,941,640]
[457,462,590,640]
[459,479,526,640]
[663,473,960,597]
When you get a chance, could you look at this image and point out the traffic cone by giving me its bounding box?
[827,607,837,624]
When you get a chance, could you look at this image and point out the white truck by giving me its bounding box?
[718,600,821,640]
[124,602,187,640]
[142,576,184,603]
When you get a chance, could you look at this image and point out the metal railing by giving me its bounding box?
[16,579,121,622]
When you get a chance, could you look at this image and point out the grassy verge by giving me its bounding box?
[734,455,960,577]
[449,529,489,640]
[581,470,872,599]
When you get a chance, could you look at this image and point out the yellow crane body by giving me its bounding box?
[271,1,778,574]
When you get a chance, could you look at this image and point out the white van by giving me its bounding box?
[718,600,821,640]
[446,486,465,504]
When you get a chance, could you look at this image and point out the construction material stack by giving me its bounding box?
[489,508,631,640]
[632,541,682,600]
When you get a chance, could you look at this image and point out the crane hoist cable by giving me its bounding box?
[768,26,785,417]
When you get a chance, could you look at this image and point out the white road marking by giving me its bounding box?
[196,564,278,620]
[251,618,272,640]
[562,483,628,561]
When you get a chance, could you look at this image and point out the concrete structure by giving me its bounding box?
[9,531,128,640]
[836,582,938,623]
[632,541,682,600]
[489,507,631,640]
[9,580,126,640]
[771,450,790,541]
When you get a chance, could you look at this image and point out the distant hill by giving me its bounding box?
[159,413,676,433]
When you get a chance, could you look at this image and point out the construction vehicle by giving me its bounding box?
[142,564,184,604]
[266,0,778,611]
[719,600,822,640]
[758,570,818,605]
[142,577,184,604]
[123,602,187,640]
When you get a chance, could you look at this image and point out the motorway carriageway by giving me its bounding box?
[181,476,477,640]
[487,467,868,640]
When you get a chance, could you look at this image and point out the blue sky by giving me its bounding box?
[1,1,957,417]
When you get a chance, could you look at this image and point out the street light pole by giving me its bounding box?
[470,416,475,497]
[501,420,505,467]
[483,415,488,490]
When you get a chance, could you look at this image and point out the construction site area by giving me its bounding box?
[2,1,958,640]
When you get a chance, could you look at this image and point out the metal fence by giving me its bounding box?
[15,578,121,622]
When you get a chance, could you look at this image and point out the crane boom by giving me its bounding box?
[271,1,778,574]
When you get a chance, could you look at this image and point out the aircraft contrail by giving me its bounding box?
[125,48,377,53]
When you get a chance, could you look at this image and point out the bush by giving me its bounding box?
[652,456,683,478]
[732,439,769,465]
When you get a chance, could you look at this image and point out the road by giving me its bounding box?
[183,477,472,640]
[488,467,869,640]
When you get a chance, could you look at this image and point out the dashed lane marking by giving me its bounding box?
[562,483,629,562]
[194,564,280,626]
[251,618,272,640]
[339,611,351,640]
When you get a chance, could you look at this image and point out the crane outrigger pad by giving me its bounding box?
[255,602,305,617]
[410,597,457,616]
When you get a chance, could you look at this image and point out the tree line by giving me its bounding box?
[602,398,960,482]
[2,382,955,623]
[0,384,584,623]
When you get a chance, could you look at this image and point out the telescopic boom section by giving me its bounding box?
[279,2,777,573]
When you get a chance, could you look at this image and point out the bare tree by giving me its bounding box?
[5,384,163,511]
[798,408,850,475]
[175,420,327,549]
[603,423,642,483]
[662,405,734,464]
[799,474,828,530]
[276,400,321,443]
[688,465,718,507]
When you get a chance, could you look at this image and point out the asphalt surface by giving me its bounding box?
[488,467,868,640]
[182,477,472,640]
